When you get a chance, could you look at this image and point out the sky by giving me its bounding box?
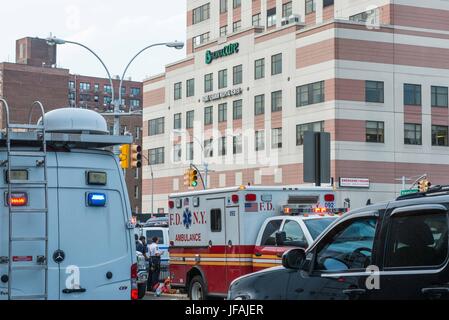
[0,0,187,81]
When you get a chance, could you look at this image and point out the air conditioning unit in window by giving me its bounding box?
[281,17,289,26]
[289,14,300,24]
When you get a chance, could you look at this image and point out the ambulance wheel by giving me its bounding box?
[189,276,207,300]
[138,283,147,299]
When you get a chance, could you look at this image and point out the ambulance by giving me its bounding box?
[0,99,137,300]
[168,185,342,299]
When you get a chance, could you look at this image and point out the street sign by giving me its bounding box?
[400,189,419,196]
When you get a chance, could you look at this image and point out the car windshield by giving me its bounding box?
[304,218,336,239]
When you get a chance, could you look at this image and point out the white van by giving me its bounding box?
[0,101,137,300]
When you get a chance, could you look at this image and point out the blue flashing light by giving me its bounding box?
[87,193,107,207]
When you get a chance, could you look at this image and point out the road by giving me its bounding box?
[143,292,189,300]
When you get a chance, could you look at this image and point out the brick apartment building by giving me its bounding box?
[0,37,143,214]
[143,0,449,212]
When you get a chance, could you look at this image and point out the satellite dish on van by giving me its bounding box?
[39,108,109,135]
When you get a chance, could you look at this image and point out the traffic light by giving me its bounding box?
[119,144,130,169]
[189,169,198,188]
[130,144,142,168]
[418,179,431,193]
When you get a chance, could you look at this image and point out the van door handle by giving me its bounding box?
[62,288,87,294]
[254,252,262,257]
[343,288,366,297]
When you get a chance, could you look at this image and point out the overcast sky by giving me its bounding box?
[0,0,186,81]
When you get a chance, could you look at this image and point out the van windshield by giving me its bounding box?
[146,230,164,244]
[304,218,336,239]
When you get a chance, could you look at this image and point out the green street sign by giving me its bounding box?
[205,43,239,64]
[400,189,419,196]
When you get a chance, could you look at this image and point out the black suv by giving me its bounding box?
[228,188,449,300]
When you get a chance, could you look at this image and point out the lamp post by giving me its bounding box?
[45,36,184,147]
[141,154,154,215]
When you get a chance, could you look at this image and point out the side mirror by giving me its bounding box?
[282,248,306,270]
[275,231,286,246]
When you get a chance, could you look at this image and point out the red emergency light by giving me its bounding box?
[231,195,239,203]
[168,200,174,209]
[245,194,257,202]
[7,192,28,207]
[324,194,335,202]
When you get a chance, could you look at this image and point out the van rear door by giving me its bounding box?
[56,151,132,300]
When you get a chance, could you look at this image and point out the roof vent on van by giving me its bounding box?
[39,108,109,135]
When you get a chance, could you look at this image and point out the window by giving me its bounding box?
[282,2,293,18]
[204,139,213,158]
[186,79,195,97]
[404,84,421,106]
[255,58,265,80]
[204,106,213,125]
[271,90,282,112]
[134,168,139,179]
[385,211,448,268]
[365,81,384,103]
[296,121,324,145]
[104,84,112,94]
[69,81,75,90]
[305,0,316,14]
[252,13,261,26]
[255,130,265,151]
[323,0,334,7]
[233,0,241,9]
[220,25,227,37]
[432,125,449,146]
[146,230,164,244]
[130,99,140,109]
[104,96,112,105]
[135,127,142,140]
[149,147,165,165]
[233,65,243,85]
[432,86,448,107]
[131,87,141,96]
[254,94,265,115]
[404,123,422,145]
[173,144,182,162]
[349,8,379,24]
[80,82,90,91]
[233,20,241,33]
[315,218,377,272]
[193,3,210,24]
[149,117,165,136]
[283,220,307,247]
[204,73,213,92]
[121,86,126,96]
[218,103,227,122]
[186,110,194,129]
[186,142,194,161]
[174,82,182,100]
[233,135,242,154]
[193,32,210,47]
[272,128,282,149]
[220,0,227,13]
[174,113,182,130]
[94,84,100,92]
[261,220,283,246]
[211,209,222,232]
[233,100,242,120]
[297,81,325,106]
[134,185,139,199]
[267,7,277,27]
[219,137,227,156]
[271,53,282,75]
[218,69,228,89]
[366,121,384,143]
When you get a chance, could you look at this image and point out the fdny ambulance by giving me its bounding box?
[168,185,341,299]
[0,100,137,300]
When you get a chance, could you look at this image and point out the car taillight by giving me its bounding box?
[324,194,335,202]
[131,263,138,300]
[131,263,137,279]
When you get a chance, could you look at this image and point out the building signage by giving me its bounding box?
[205,43,240,64]
[339,177,370,188]
[202,87,243,103]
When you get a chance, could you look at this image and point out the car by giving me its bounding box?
[228,186,449,300]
